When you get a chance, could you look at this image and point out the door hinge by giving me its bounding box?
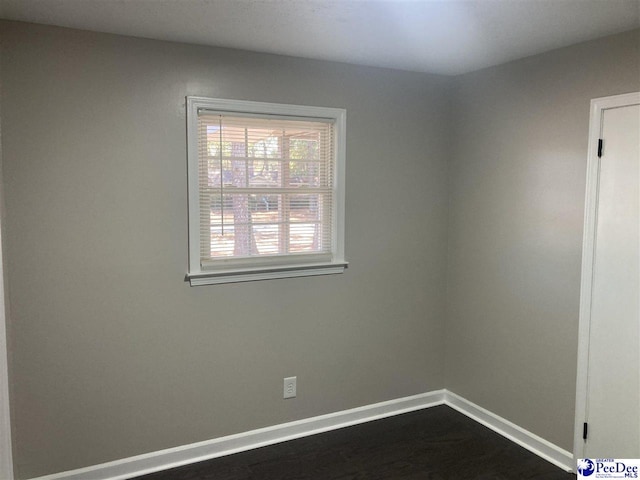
[583,422,588,440]
[597,139,603,158]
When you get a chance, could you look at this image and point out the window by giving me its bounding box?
[186,97,347,285]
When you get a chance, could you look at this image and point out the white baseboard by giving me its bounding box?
[30,390,447,480]
[28,389,574,480]
[444,391,574,472]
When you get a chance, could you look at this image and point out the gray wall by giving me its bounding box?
[0,22,450,478]
[445,29,640,451]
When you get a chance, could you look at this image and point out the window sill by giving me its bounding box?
[186,261,348,286]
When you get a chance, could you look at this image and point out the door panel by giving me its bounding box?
[585,103,639,457]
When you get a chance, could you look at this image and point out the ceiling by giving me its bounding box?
[1,0,638,75]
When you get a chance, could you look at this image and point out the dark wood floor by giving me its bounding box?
[134,405,576,479]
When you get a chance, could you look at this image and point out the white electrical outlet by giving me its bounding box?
[283,376,297,399]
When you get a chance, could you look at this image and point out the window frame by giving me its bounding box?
[186,96,347,286]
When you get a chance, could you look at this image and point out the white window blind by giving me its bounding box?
[186,97,347,285]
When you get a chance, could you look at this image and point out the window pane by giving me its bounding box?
[289,223,320,252]
[208,194,252,257]
[289,194,330,253]
[289,135,320,160]
[252,224,280,255]
[289,161,321,187]
[248,160,281,188]
[248,130,282,158]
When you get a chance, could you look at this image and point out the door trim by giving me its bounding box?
[0,100,14,478]
[0,231,13,478]
[573,91,640,462]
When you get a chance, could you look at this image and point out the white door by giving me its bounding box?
[575,92,640,460]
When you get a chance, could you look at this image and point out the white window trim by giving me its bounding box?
[185,96,347,286]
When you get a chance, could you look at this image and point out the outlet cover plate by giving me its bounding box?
[284,376,297,399]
